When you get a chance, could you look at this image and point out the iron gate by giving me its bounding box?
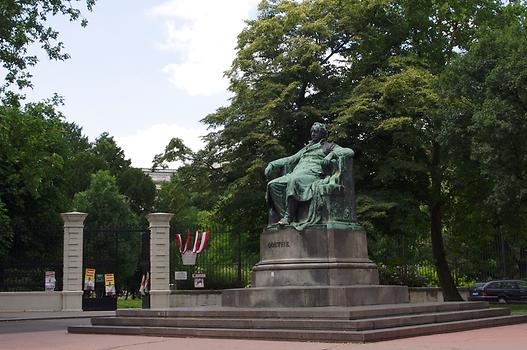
[82,226,150,311]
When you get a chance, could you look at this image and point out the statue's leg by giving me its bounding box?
[286,196,298,223]
[267,180,288,222]
[284,174,320,225]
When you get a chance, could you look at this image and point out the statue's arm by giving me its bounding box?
[325,144,354,161]
[265,149,303,177]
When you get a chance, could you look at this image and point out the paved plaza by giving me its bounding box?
[0,312,526,350]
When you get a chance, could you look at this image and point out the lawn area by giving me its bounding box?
[117,297,142,309]
[491,304,527,313]
[507,304,527,313]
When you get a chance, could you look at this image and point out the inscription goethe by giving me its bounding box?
[267,241,290,248]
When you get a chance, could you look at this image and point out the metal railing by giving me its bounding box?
[169,226,259,290]
[0,225,63,292]
[2,224,524,291]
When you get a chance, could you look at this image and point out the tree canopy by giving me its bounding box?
[0,96,154,261]
[0,0,95,92]
[155,0,527,297]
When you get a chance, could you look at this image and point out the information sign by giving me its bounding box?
[45,271,56,291]
[104,273,116,296]
[84,268,95,290]
[175,271,188,280]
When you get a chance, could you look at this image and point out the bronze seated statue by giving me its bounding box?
[265,122,357,230]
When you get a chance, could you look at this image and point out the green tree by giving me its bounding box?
[368,0,506,300]
[72,170,140,290]
[0,0,95,92]
[154,174,199,230]
[63,149,107,198]
[153,139,227,222]
[197,0,417,287]
[0,96,140,263]
[440,6,527,277]
[331,58,434,282]
[61,131,135,199]
[92,132,131,175]
[182,0,521,300]
[0,200,12,260]
[0,96,82,260]
[199,0,408,235]
[117,167,156,215]
[72,170,134,227]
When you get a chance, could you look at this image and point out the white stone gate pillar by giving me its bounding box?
[60,212,87,311]
[146,213,173,309]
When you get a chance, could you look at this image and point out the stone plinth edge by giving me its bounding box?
[222,285,409,307]
[61,212,88,226]
[146,213,174,227]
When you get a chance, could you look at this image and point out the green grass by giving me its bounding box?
[506,304,527,313]
[117,297,142,309]
[490,303,527,313]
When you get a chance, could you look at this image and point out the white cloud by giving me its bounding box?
[116,123,207,169]
[149,0,259,96]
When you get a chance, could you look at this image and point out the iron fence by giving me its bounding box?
[377,234,527,287]
[0,225,63,292]
[0,260,63,292]
[2,223,524,292]
[166,225,525,290]
[169,225,259,290]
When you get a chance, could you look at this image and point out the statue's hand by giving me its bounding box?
[264,163,274,178]
[321,158,332,175]
[324,152,335,161]
[322,153,335,175]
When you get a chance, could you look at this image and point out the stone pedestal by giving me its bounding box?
[222,224,409,308]
[146,213,173,309]
[253,225,379,287]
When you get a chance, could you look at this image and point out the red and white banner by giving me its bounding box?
[196,229,209,253]
[176,228,210,254]
[176,229,191,253]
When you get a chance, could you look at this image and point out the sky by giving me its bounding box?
[22,0,261,168]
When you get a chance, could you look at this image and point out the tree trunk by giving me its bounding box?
[495,222,508,279]
[430,141,463,301]
[520,248,527,279]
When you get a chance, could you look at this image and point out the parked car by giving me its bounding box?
[469,280,527,303]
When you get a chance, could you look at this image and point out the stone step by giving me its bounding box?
[95,307,510,331]
[68,314,527,343]
[352,307,510,330]
[116,301,488,320]
[361,314,527,342]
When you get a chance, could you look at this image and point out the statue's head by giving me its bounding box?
[310,122,328,142]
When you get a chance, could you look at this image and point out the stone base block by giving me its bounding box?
[62,290,83,311]
[0,291,62,312]
[150,290,171,309]
[222,285,409,307]
[254,225,379,287]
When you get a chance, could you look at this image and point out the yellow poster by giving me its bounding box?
[84,268,95,290]
[104,273,116,296]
